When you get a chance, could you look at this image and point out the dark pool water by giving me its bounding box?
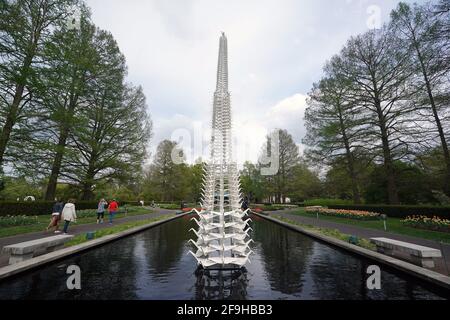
[0,215,448,300]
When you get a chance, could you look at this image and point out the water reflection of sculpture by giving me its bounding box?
[194,268,249,300]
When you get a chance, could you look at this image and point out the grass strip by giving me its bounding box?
[65,214,173,247]
[290,209,450,244]
[272,214,376,251]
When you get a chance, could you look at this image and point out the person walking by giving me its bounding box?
[108,199,118,224]
[46,199,64,233]
[241,197,249,211]
[61,199,77,234]
[97,198,107,224]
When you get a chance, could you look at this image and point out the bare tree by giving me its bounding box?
[391,2,450,195]
[304,67,366,204]
[331,28,417,204]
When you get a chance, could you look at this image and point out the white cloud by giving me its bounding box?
[84,0,423,165]
[155,93,307,165]
[234,93,308,164]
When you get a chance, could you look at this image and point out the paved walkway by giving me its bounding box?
[0,208,178,268]
[267,209,450,276]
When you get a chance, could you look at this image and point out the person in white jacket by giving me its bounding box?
[61,199,77,234]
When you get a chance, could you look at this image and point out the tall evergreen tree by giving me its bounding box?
[0,0,77,171]
[260,129,300,203]
[304,70,366,204]
[143,140,187,202]
[65,81,151,200]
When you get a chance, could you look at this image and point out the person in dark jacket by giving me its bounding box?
[241,198,249,211]
[47,199,64,233]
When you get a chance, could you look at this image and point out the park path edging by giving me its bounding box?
[252,211,450,291]
[0,213,187,281]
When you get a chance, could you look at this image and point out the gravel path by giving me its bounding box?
[0,208,178,268]
[266,209,450,276]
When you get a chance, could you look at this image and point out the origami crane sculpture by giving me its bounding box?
[189,33,253,269]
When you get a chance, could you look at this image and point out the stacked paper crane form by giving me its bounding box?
[189,33,253,269]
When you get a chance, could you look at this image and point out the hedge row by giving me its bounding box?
[0,200,143,217]
[327,204,450,219]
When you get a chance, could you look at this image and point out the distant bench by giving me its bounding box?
[2,235,74,265]
[370,237,442,268]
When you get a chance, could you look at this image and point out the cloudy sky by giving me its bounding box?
[85,0,423,165]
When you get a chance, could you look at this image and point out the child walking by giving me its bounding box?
[46,199,64,233]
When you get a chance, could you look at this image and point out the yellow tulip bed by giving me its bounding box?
[402,215,450,233]
[305,207,380,220]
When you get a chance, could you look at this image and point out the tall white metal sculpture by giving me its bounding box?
[189,33,253,269]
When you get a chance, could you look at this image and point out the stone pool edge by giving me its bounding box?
[0,213,188,281]
[252,212,450,291]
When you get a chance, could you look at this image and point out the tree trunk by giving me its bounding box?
[371,72,399,204]
[0,84,25,166]
[378,112,400,204]
[81,167,96,201]
[81,184,94,201]
[337,104,361,204]
[45,97,78,200]
[45,126,70,200]
[347,155,361,204]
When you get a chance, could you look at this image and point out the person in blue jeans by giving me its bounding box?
[97,199,107,224]
[61,199,77,234]
[108,199,118,224]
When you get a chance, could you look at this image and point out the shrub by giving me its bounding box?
[0,200,147,217]
[0,201,99,217]
[304,199,353,207]
[158,203,181,210]
[121,201,142,206]
[0,215,40,227]
[328,204,450,219]
[252,204,296,212]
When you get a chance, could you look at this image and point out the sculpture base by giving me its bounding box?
[195,263,247,271]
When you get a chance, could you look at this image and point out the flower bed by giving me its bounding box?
[305,207,380,220]
[0,215,39,227]
[402,215,450,233]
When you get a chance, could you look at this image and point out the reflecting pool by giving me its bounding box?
[0,215,447,300]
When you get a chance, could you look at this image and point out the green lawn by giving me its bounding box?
[65,214,172,247]
[0,207,154,239]
[273,215,376,251]
[289,208,450,244]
